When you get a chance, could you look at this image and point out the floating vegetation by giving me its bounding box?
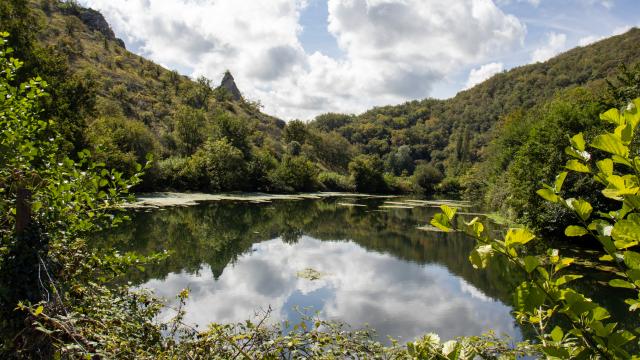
[337,203,367,207]
[416,225,446,232]
[127,192,396,208]
[379,205,415,209]
[296,268,324,281]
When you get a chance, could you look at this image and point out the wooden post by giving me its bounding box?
[15,186,31,235]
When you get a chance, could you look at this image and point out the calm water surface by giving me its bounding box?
[99,196,528,342]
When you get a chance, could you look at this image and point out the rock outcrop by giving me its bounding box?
[64,6,126,48]
[219,71,242,101]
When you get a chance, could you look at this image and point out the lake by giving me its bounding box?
[96,194,634,344]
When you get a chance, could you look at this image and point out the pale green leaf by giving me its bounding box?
[537,188,559,203]
[565,159,590,173]
[565,225,588,237]
[505,228,535,247]
[591,133,629,157]
[566,198,592,222]
[609,279,635,289]
[523,256,539,273]
[600,108,622,125]
[554,172,568,192]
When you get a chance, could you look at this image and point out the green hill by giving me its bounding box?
[3,1,639,223]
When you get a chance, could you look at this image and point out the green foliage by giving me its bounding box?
[86,116,158,176]
[413,163,444,194]
[182,139,247,192]
[318,171,355,192]
[0,32,147,356]
[348,154,388,193]
[431,99,640,359]
[283,119,308,144]
[269,155,319,192]
[171,105,209,156]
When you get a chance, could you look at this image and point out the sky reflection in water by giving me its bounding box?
[142,234,521,342]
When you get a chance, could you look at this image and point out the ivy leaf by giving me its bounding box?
[505,228,535,247]
[565,225,588,237]
[591,133,629,157]
[34,305,43,316]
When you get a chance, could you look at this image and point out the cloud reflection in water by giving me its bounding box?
[142,236,521,342]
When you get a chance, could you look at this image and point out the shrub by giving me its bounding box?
[412,163,443,194]
[86,116,158,176]
[318,171,354,192]
[269,155,318,192]
[182,139,247,191]
[348,154,387,193]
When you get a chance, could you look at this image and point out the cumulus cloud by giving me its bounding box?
[464,62,504,89]
[143,237,521,342]
[530,32,567,63]
[80,0,525,120]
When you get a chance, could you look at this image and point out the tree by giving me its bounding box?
[348,155,387,193]
[183,138,247,191]
[412,164,443,194]
[86,116,158,176]
[172,105,209,156]
[283,119,308,144]
[269,155,318,192]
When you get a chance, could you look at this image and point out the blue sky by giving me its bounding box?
[80,0,639,120]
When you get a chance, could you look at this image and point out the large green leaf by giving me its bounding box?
[537,188,559,203]
[600,108,622,125]
[505,228,535,247]
[523,256,539,273]
[609,279,635,289]
[569,132,586,151]
[596,158,613,177]
[591,133,629,157]
[624,251,640,270]
[565,159,590,173]
[565,225,588,237]
[440,204,457,221]
[469,245,493,269]
[566,198,592,222]
[612,217,640,248]
[554,171,568,192]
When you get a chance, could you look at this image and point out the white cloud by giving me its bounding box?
[464,62,504,89]
[80,0,525,120]
[530,32,567,63]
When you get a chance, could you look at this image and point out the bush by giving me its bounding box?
[155,156,190,190]
[348,154,387,193]
[412,163,443,194]
[182,139,247,191]
[86,116,158,176]
[318,171,354,192]
[269,155,318,192]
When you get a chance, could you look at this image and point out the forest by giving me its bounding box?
[2,0,640,358]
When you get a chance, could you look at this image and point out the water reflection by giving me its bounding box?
[97,198,523,342]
